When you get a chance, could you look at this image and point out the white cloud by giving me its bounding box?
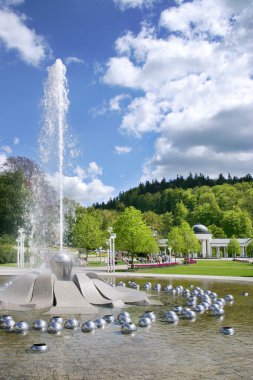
[1,145,12,154]
[103,0,253,181]
[109,94,130,112]
[0,5,49,66]
[113,0,156,11]
[48,173,114,206]
[13,137,19,145]
[114,145,132,155]
[87,161,103,177]
[65,56,84,66]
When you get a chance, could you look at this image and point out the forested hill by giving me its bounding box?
[93,173,253,214]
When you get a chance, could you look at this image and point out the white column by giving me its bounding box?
[207,238,212,258]
[202,240,207,257]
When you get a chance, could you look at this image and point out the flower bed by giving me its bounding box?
[183,258,197,264]
[130,262,179,269]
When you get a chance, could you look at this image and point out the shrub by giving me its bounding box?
[0,244,17,264]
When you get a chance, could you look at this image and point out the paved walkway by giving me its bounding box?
[1,265,253,283]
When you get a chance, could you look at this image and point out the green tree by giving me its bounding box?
[246,240,253,258]
[173,201,189,226]
[222,208,253,237]
[180,221,201,255]
[142,211,164,236]
[207,224,227,238]
[71,207,104,257]
[113,206,158,265]
[168,226,184,255]
[227,236,241,257]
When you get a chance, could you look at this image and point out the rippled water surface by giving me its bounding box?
[0,276,253,380]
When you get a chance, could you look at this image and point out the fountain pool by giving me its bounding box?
[1,276,252,380]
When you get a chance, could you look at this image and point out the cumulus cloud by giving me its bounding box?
[109,94,130,112]
[113,0,156,11]
[48,172,114,206]
[0,3,49,66]
[65,56,84,66]
[103,0,253,180]
[13,137,20,145]
[114,145,132,155]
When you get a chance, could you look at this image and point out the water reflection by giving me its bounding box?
[0,275,252,379]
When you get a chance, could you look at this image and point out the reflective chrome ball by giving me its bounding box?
[224,294,234,302]
[117,281,126,287]
[154,284,161,291]
[50,316,64,325]
[103,315,115,323]
[183,310,197,320]
[118,311,131,320]
[182,289,191,298]
[138,317,152,327]
[165,311,179,324]
[118,316,132,325]
[164,284,173,292]
[172,305,184,315]
[210,292,217,299]
[0,318,15,330]
[64,318,79,329]
[33,319,47,331]
[94,318,107,328]
[14,321,29,333]
[240,292,248,296]
[81,320,96,332]
[144,283,151,290]
[30,343,48,353]
[220,326,235,335]
[142,311,156,321]
[121,322,137,334]
[47,321,63,333]
[0,315,14,323]
[193,304,205,314]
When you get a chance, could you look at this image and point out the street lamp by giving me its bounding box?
[99,246,103,263]
[107,227,116,273]
[168,245,172,262]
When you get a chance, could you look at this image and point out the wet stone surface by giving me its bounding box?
[0,276,253,379]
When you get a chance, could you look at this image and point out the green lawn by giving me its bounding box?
[131,260,253,277]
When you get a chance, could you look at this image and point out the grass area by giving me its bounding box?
[130,260,253,277]
[0,263,17,267]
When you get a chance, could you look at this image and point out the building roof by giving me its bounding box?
[193,224,210,234]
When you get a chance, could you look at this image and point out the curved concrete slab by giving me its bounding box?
[30,273,56,309]
[0,273,37,307]
[73,273,122,307]
[51,280,98,314]
[92,279,149,305]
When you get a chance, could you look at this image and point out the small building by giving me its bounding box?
[193,224,251,258]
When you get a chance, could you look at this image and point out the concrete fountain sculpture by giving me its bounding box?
[0,59,150,314]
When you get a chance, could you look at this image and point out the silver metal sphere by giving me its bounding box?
[64,318,79,329]
[81,320,96,332]
[138,317,152,327]
[182,289,191,298]
[193,304,205,314]
[103,315,115,323]
[240,292,249,296]
[164,284,173,292]
[169,288,177,295]
[33,319,47,331]
[118,316,132,325]
[183,310,197,320]
[121,322,137,334]
[154,284,161,291]
[47,321,63,333]
[220,326,235,335]
[0,318,15,330]
[14,321,29,333]
[142,311,156,321]
[94,318,107,328]
[210,292,217,299]
[144,283,151,290]
[172,305,184,315]
[200,301,210,310]
[118,311,131,320]
[165,311,179,324]
[51,251,73,281]
[187,298,197,307]
[30,343,48,353]
[50,316,64,325]
[0,315,14,323]
[117,281,126,287]
[224,294,234,302]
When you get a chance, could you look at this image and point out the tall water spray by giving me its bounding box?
[41,59,69,251]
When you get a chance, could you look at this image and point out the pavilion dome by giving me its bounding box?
[192,224,210,234]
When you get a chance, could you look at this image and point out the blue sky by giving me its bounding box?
[0,0,253,205]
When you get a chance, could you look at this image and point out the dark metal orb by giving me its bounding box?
[121,322,137,334]
[64,319,79,329]
[33,320,48,331]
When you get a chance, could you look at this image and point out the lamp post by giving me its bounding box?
[107,227,116,273]
[168,245,172,262]
[99,246,103,263]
